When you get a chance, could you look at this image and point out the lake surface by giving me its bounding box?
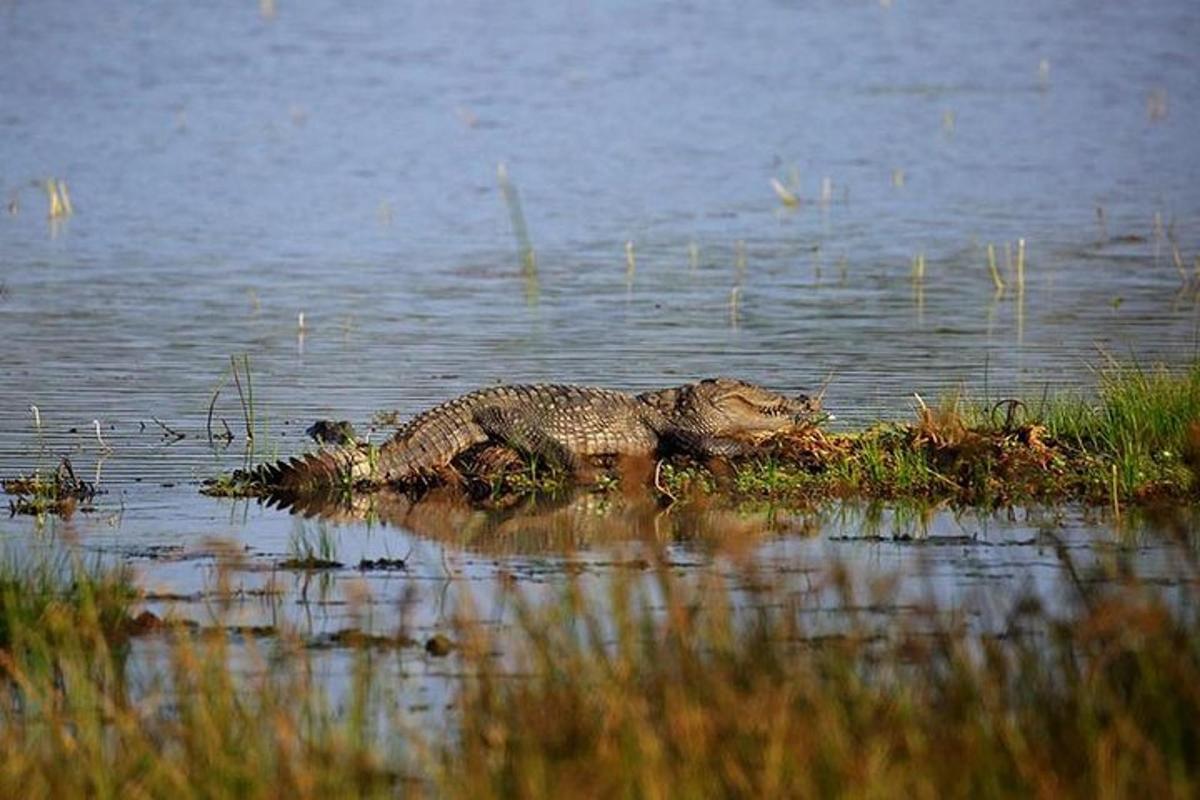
[1,0,1198,688]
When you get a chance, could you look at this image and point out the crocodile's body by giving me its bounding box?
[245,379,818,495]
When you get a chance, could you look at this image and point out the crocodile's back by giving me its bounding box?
[515,384,660,456]
[235,383,663,496]
[378,383,657,478]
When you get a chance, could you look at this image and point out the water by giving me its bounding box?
[1,0,1198,678]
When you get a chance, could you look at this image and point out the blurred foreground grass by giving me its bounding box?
[1,538,1197,798]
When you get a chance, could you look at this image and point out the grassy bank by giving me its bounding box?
[182,359,1200,511]
[664,360,1200,507]
[0,548,1197,797]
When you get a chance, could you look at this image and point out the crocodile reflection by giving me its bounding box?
[265,488,819,555]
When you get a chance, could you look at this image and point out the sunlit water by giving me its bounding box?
[1,0,1198,700]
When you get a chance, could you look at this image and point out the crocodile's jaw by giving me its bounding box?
[680,377,819,437]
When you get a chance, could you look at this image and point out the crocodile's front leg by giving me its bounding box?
[661,429,759,460]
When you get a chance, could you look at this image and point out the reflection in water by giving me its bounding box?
[269,486,819,556]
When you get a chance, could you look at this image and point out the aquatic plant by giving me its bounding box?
[0,554,404,798]
[0,553,135,653]
[282,521,342,570]
[497,162,538,304]
[2,458,97,517]
[1035,360,1200,496]
[43,178,72,219]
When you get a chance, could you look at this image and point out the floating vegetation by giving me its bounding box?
[308,628,417,650]
[2,458,98,517]
[357,557,409,572]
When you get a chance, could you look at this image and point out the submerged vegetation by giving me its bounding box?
[0,542,1197,797]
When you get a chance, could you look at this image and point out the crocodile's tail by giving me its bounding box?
[239,445,381,497]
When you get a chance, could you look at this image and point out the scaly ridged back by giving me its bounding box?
[249,383,666,494]
[372,386,494,480]
[373,383,653,477]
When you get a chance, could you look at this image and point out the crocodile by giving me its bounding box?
[234,378,820,496]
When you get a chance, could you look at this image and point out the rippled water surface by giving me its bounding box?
[2,0,1199,670]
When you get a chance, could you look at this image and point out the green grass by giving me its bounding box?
[1036,361,1199,496]
[280,521,343,569]
[0,553,135,652]
[0,554,407,797]
[667,359,1200,507]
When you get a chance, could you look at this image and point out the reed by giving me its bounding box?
[441,557,1200,799]
[0,554,406,798]
[1,537,1197,798]
[282,522,343,570]
[0,552,135,660]
[496,163,538,285]
[911,251,926,282]
[44,179,72,220]
[223,354,257,444]
[769,177,799,207]
[986,243,1004,291]
[1016,238,1026,292]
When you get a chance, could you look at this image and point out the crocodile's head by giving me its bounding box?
[673,378,822,438]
